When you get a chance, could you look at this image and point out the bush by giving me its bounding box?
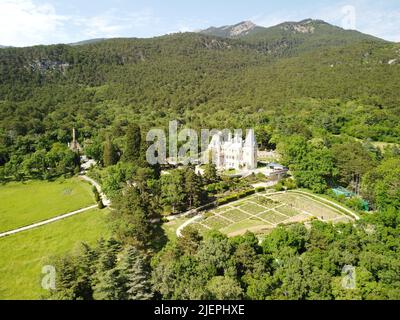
[256,187,266,192]
[217,194,238,205]
[284,179,297,190]
[217,189,255,205]
[237,192,247,199]
[92,187,101,202]
[246,189,255,196]
[274,182,285,192]
[97,200,105,209]
[202,202,217,211]
[217,198,228,206]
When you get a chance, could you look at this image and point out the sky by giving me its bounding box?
[0,0,399,47]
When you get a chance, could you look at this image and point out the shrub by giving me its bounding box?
[246,189,255,196]
[274,182,285,192]
[92,187,101,202]
[97,200,105,209]
[284,179,297,190]
[217,198,228,206]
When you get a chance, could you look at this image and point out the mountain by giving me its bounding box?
[200,21,267,38]
[201,19,383,42]
[200,19,386,56]
[69,38,107,46]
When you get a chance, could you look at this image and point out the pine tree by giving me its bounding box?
[93,268,124,300]
[117,246,153,300]
[92,239,123,300]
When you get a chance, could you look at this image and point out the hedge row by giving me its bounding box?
[217,189,256,205]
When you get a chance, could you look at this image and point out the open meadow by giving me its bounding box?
[0,208,110,300]
[0,178,95,233]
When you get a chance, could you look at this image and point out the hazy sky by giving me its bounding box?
[1,0,399,47]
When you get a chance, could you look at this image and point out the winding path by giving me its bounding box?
[0,174,110,239]
[79,174,111,206]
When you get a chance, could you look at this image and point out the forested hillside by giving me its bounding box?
[1,26,399,166]
[2,19,400,301]
[1,20,400,195]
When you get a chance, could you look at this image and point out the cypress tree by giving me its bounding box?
[184,167,203,208]
[124,124,141,162]
[103,136,119,167]
[204,162,219,184]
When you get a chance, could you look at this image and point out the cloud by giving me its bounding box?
[74,8,160,39]
[0,0,69,46]
[0,1,160,46]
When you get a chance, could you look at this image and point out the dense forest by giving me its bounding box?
[1,19,400,300]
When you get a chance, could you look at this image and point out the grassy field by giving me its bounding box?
[0,208,110,300]
[188,192,354,237]
[0,178,95,233]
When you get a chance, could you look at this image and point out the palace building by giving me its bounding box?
[206,129,257,171]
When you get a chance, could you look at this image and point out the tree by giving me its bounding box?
[92,239,123,300]
[278,136,337,193]
[111,187,155,248]
[49,243,98,300]
[362,158,400,210]
[204,162,219,184]
[178,226,203,255]
[332,142,376,190]
[196,231,233,274]
[84,136,103,163]
[161,169,186,214]
[184,167,203,209]
[117,246,153,300]
[124,124,142,162]
[206,276,243,300]
[93,268,123,300]
[295,148,337,193]
[103,136,119,167]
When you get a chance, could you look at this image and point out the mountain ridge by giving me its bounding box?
[200,19,386,43]
[0,18,390,49]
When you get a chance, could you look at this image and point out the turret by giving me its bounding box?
[243,129,257,169]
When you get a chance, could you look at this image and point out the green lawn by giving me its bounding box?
[223,209,251,222]
[0,208,110,300]
[239,202,267,215]
[221,218,266,234]
[0,178,95,233]
[203,216,231,230]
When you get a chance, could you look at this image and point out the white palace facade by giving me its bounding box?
[206,129,258,171]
